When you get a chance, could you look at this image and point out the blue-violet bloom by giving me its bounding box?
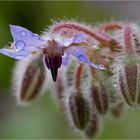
[0,25,105,81]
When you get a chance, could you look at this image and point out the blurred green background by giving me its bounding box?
[0,1,140,139]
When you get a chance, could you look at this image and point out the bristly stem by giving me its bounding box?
[50,22,111,43]
[98,22,122,31]
[124,24,133,54]
[75,63,83,92]
[50,21,121,49]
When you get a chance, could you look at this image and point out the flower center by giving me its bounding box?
[44,55,62,81]
[42,39,64,81]
[43,39,64,56]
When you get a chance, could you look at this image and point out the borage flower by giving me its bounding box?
[0,25,105,81]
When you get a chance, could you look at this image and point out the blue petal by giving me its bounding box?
[63,33,84,47]
[62,53,69,65]
[0,48,31,59]
[10,25,46,49]
[73,33,84,43]
[65,46,106,70]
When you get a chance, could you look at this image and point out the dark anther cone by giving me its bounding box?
[50,68,58,82]
[45,55,62,82]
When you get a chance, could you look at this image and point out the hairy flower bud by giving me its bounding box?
[13,54,47,105]
[68,91,90,130]
[113,24,140,107]
[119,64,138,106]
[64,62,92,132]
[84,112,99,138]
[91,82,109,114]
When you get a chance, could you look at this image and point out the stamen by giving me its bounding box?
[44,55,62,81]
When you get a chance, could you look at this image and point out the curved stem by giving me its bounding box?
[98,22,122,32]
[50,21,121,49]
[75,63,83,92]
[50,22,112,43]
[124,24,133,54]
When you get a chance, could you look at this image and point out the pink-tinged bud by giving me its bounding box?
[113,24,140,107]
[68,91,90,130]
[119,64,137,106]
[90,82,109,115]
[13,54,47,105]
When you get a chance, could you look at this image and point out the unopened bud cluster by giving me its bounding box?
[7,20,140,138]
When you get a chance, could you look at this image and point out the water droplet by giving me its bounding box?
[32,34,40,39]
[15,40,25,49]
[91,63,106,70]
[62,52,67,58]
[64,38,73,46]
[113,84,117,87]
[20,30,26,36]
[32,34,45,41]
[79,55,86,62]
[97,64,106,70]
